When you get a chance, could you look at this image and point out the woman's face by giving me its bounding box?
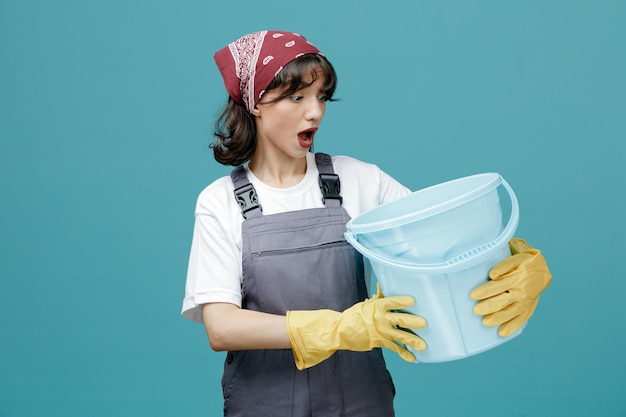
[252,70,329,162]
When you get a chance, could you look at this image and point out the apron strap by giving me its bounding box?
[231,153,344,219]
[315,153,342,208]
[231,165,263,219]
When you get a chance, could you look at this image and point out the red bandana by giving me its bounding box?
[214,30,321,112]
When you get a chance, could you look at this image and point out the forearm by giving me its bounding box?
[202,302,291,351]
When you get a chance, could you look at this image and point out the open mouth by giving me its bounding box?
[298,128,317,149]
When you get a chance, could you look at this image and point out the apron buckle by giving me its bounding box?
[233,183,263,219]
[319,173,343,205]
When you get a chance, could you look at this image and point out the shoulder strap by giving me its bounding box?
[230,165,262,219]
[231,154,343,219]
[315,153,342,207]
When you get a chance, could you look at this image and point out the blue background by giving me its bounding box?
[1,1,625,416]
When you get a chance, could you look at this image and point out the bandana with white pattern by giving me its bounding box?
[214,30,321,112]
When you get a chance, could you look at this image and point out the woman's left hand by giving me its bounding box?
[470,238,552,337]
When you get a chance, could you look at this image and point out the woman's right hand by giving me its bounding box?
[286,289,427,370]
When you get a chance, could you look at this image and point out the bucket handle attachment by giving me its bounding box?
[344,176,519,272]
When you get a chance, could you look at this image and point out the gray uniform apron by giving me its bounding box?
[222,153,396,417]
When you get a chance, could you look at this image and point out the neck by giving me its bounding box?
[248,152,308,188]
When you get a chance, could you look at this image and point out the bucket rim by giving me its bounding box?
[344,176,519,272]
[345,220,517,272]
[346,173,502,236]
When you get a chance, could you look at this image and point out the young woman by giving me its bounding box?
[182,30,551,417]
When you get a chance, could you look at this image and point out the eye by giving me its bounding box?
[290,96,303,102]
[318,95,329,102]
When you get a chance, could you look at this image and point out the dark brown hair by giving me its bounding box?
[211,54,338,166]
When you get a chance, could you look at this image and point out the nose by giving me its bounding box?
[304,97,325,122]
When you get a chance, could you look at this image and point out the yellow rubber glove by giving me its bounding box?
[286,285,427,370]
[470,238,552,337]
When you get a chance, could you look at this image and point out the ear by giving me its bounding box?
[251,107,261,117]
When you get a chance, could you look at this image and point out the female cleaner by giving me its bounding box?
[182,30,552,417]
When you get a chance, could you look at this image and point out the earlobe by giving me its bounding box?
[251,107,261,117]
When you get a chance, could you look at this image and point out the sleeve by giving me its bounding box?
[332,156,411,217]
[181,185,243,323]
[376,166,411,205]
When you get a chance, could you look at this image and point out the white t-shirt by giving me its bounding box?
[181,153,410,322]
